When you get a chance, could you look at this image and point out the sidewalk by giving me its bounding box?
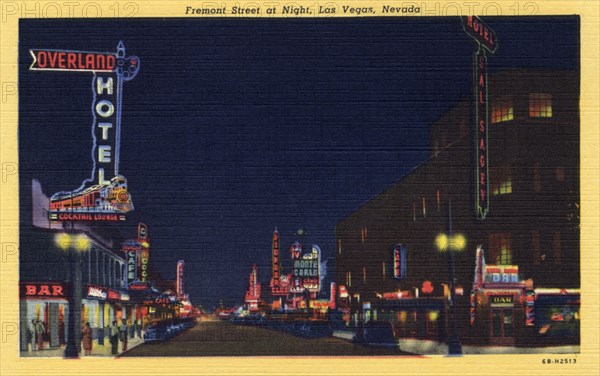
[20,336,145,358]
[333,330,580,355]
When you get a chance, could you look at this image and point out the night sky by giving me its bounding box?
[19,17,579,310]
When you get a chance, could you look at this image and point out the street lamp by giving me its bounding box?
[55,232,90,359]
[434,200,465,356]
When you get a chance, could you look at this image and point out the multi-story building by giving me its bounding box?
[335,69,580,347]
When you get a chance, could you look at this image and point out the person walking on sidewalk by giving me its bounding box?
[35,319,45,350]
[136,318,142,338]
[119,319,128,352]
[109,321,119,355]
[28,319,36,351]
[81,322,93,356]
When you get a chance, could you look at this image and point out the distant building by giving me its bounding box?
[335,69,579,347]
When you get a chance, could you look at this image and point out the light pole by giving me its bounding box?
[55,232,90,359]
[434,200,466,356]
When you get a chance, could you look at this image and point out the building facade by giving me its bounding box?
[19,181,159,352]
[335,69,580,347]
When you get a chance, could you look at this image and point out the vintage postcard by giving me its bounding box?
[1,1,598,375]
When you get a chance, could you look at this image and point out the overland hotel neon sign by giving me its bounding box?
[30,42,140,222]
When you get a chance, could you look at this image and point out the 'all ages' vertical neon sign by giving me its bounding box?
[462,16,498,220]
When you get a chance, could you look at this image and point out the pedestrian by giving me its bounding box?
[81,322,92,356]
[28,319,36,351]
[35,319,45,350]
[120,319,128,352]
[136,318,142,338]
[109,321,119,355]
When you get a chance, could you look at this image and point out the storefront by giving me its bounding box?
[82,284,110,345]
[19,282,69,351]
[375,297,446,342]
[471,287,525,346]
[532,288,580,345]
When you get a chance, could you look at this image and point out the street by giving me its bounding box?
[122,320,416,357]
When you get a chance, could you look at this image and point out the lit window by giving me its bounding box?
[382,261,386,279]
[363,267,367,284]
[556,166,565,182]
[553,231,561,265]
[338,239,342,254]
[346,271,352,287]
[489,233,512,265]
[492,165,512,195]
[529,93,552,118]
[422,196,426,217]
[491,97,514,124]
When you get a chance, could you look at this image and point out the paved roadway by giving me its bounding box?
[122,320,416,357]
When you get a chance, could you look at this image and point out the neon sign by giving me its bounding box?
[474,51,490,220]
[245,264,262,311]
[484,265,519,284]
[122,239,140,284]
[462,16,498,54]
[86,285,108,300]
[31,42,140,222]
[463,17,497,220]
[177,260,185,298]
[392,244,407,279]
[292,244,321,292]
[140,242,150,282]
[20,282,67,298]
[137,223,150,282]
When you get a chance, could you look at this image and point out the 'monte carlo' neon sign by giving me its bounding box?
[30,42,140,222]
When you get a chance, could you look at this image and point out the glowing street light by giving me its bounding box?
[435,233,467,253]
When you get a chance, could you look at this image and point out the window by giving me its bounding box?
[363,267,367,284]
[533,163,541,193]
[338,239,342,255]
[553,231,562,265]
[422,196,426,217]
[489,233,513,265]
[556,166,565,182]
[532,231,541,265]
[382,261,386,279]
[492,165,512,195]
[361,226,367,244]
[529,93,552,118]
[491,97,514,123]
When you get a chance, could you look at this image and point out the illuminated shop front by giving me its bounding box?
[19,282,69,351]
[531,288,580,345]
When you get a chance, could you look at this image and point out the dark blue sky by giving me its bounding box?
[19,17,579,309]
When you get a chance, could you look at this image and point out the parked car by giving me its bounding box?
[353,320,397,347]
[143,322,170,342]
[291,320,308,336]
[299,320,333,338]
[143,318,196,342]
